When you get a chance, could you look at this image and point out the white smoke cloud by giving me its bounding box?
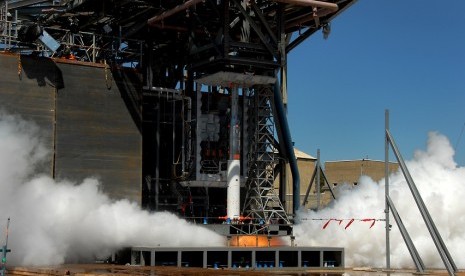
[294,132,465,269]
[0,111,225,266]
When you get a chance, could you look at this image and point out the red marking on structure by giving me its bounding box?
[345,219,355,229]
[322,219,333,229]
[362,218,376,228]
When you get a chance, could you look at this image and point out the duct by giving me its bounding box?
[272,0,338,29]
[272,80,300,214]
[272,0,338,10]
[147,0,204,26]
[286,8,334,29]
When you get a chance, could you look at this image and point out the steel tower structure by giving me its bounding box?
[0,0,357,238]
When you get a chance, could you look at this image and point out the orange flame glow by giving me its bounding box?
[230,235,287,247]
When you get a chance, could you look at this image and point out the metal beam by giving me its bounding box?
[387,195,426,273]
[387,129,458,275]
[249,0,277,45]
[302,164,316,206]
[7,0,51,9]
[273,0,338,10]
[230,0,278,59]
[147,0,204,26]
[321,167,336,199]
[286,26,318,53]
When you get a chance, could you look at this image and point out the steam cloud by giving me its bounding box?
[0,111,225,266]
[2,110,464,269]
[294,131,465,269]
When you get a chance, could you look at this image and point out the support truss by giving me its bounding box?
[243,85,290,226]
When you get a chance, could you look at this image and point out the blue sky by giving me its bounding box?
[286,0,465,166]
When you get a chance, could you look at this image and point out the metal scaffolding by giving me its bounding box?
[243,85,290,226]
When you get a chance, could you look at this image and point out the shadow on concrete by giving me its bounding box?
[20,55,64,89]
[112,68,143,134]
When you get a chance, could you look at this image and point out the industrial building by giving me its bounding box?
[325,159,399,187]
[280,148,316,213]
[0,0,357,268]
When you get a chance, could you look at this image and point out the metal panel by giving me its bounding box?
[55,62,141,203]
[0,54,55,175]
[0,54,142,203]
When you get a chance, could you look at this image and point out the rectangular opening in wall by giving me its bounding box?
[302,250,320,267]
[231,251,252,268]
[181,251,203,268]
[278,250,298,267]
[207,251,228,268]
[141,251,151,266]
[255,250,275,268]
[323,250,342,267]
[155,251,177,266]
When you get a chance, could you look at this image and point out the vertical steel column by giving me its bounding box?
[155,100,160,210]
[223,0,230,59]
[384,110,390,270]
[277,3,287,211]
[150,250,155,266]
[387,195,425,272]
[92,34,96,63]
[195,84,202,180]
[316,149,320,210]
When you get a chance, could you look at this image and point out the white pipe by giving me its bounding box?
[227,86,241,219]
[148,0,204,26]
[227,160,241,219]
[273,0,338,10]
[285,7,333,29]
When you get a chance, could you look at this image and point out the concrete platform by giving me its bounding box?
[130,246,344,269]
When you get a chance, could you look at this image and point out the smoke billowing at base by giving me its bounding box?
[2,111,464,269]
[0,111,225,266]
[294,131,465,269]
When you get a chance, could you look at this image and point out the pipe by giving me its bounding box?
[227,86,241,219]
[273,81,300,214]
[286,8,334,29]
[147,0,204,26]
[273,0,338,10]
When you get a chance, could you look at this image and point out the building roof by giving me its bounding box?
[294,148,316,160]
[325,159,398,164]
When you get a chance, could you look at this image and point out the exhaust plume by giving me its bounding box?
[0,111,225,266]
[294,132,465,269]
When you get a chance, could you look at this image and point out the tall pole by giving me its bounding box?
[316,149,320,210]
[385,110,390,270]
[1,218,11,276]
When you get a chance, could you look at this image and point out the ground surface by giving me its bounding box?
[4,264,462,276]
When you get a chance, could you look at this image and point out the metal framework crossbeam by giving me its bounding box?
[242,85,290,226]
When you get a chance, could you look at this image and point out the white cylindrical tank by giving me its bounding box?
[227,159,240,219]
[227,86,241,219]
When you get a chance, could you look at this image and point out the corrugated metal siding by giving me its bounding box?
[0,54,142,204]
[0,54,55,175]
[55,62,141,203]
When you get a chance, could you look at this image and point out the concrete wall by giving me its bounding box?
[131,246,344,269]
[325,159,399,187]
[274,152,337,213]
[0,53,142,204]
